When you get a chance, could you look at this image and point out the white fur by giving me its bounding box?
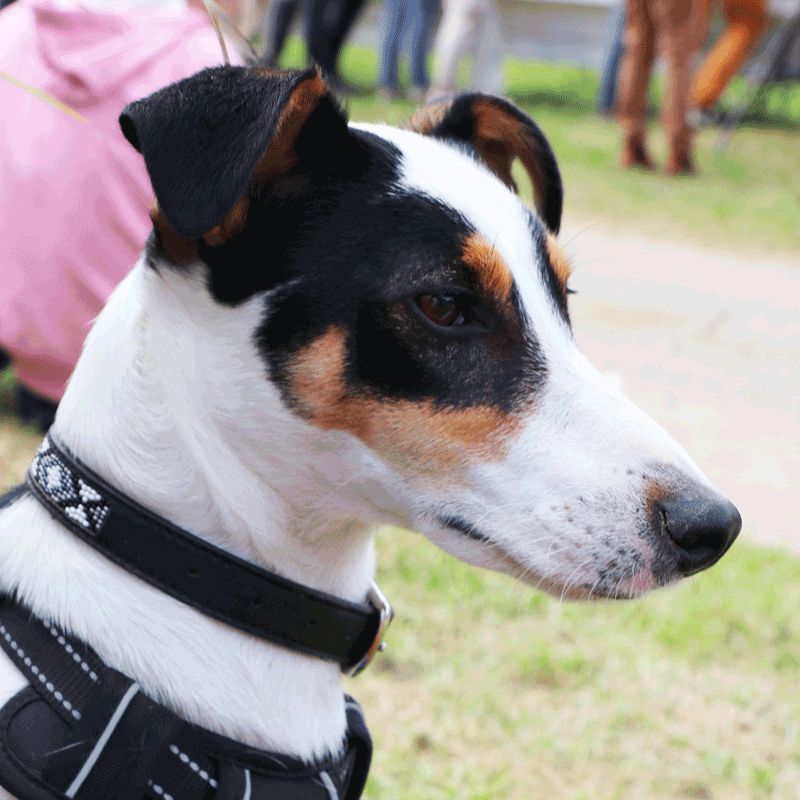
[0,124,727,798]
[0,261,413,776]
[356,124,717,596]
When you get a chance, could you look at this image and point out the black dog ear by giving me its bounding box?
[408,94,563,234]
[119,66,347,242]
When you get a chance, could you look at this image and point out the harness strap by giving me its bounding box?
[0,593,372,800]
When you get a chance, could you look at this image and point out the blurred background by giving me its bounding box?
[1,0,798,797]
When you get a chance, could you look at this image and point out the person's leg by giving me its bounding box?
[471,0,504,94]
[690,0,714,53]
[598,1,627,114]
[616,0,657,165]
[653,0,696,172]
[428,0,478,98]
[327,0,370,74]
[261,0,303,66]
[305,0,334,71]
[691,0,769,110]
[380,0,407,90]
[409,0,439,91]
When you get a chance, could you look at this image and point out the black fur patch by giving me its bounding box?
[123,67,574,416]
[120,67,347,239]
[148,127,556,414]
[166,122,546,412]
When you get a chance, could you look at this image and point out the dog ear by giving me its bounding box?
[119,66,347,242]
[408,94,563,234]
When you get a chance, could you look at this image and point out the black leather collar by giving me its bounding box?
[25,435,393,674]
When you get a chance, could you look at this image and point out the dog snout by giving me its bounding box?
[655,489,742,576]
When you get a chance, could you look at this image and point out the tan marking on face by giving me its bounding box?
[461,232,513,303]
[288,326,521,474]
[150,204,197,265]
[545,235,571,293]
[253,69,327,182]
[409,98,555,230]
[645,479,668,507]
[469,100,520,191]
[200,71,328,247]
[407,97,527,192]
[471,98,547,201]
[406,99,454,135]
[203,195,250,248]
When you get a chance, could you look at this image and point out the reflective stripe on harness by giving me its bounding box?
[0,586,372,800]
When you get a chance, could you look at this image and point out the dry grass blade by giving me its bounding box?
[0,70,88,124]
[201,0,230,65]
[201,0,258,64]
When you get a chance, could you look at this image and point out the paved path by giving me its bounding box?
[563,223,799,552]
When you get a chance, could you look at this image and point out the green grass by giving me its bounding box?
[1,399,799,799]
[352,530,800,799]
[279,39,800,257]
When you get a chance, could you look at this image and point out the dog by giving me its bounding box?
[0,66,740,797]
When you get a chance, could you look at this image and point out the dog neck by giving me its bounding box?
[0,259,406,763]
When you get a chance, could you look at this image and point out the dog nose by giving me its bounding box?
[659,493,742,575]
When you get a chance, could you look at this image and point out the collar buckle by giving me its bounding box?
[345,582,394,677]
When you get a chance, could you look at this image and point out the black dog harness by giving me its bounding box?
[0,436,394,799]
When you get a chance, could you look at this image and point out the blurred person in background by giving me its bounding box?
[0,0,236,431]
[257,0,368,89]
[427,0,504,100]
[616,0,697,175]
[598,1,626,115]
[379,0,440,101]
[690,0,770,124]
[259,0,302,66]
[307,0,369,89]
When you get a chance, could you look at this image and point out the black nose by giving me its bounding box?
[659,494,742,575]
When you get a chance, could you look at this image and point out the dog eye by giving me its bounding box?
[415,294,465,327]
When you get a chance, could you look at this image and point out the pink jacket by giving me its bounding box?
[0,0,228,402]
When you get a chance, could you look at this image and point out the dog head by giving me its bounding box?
[119,67,740,599]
